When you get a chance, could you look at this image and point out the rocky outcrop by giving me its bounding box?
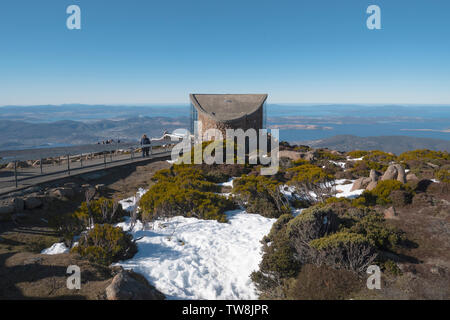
[394,164,406,183]
[105,270,165,300]
[279,150,302,161]
[351,169,380,191]
[381,164,406,183]
[303,151,316,162]
[49,187,75,199]
[350,177,371,191]
[5,161,30,169]
[406,173,419,182]
[381,165,397,181]
[0,183,81,218]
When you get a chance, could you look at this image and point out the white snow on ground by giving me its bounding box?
[330,161,347,169]
[280,185,297,198]
[334,179,363,198]
[218,178,235,188]
[281,180,363,200]
[118,188,147,212]
[115,210,275,300]
[41,242,70,255]
[346,156,364,161]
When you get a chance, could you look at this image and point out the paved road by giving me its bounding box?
[0,148,174,196]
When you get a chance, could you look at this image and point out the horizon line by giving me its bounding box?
[1,102,450,108]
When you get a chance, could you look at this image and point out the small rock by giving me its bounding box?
[105,270,165,300]
[350,177,371,191]
[381,164,398,181]
[279,150,302,161]
[369,169,379,182]
[430,266,443,276]
[426,162,439,169]
[49,187,75,199]
[406,173,419,182]
[95,184,106,191]
[24,197,43,210]
[303,151,316,162]
[6,161,29,169]
[394,164,406,183]
[384,206,398,219]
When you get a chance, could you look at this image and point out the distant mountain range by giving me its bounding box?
[0,117,189,150]
[299,135,450,154]
[1,104,449,152]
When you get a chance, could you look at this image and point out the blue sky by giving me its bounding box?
[0,0,449,105]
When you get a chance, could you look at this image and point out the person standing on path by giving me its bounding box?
[140,134,151,157]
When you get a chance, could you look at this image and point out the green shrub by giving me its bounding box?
[251,215,299,299]
[310,232,377,273]
[263,213,294,243]
[435,168,450,183]
[363,150,397,163]
[287,164,336,203]
[293,145,311,152]
[140,183,233,222]
[152,165,220,192]
[347,150,369,159]
[48,197,125,243]
[286,205,338,242]
[314,149,346,161]
[286,205,338,265]
[141,166,235,222]
[74,197,126,226]
[351,192,378,207]
[325,197,351,205]
[383,260,402,276]
[349,160,386,178]
[292,159,310,166]
[370,180,412,205]
[71,224,137,265]
[342,212,405,250]
[232,175,291,218]
[398,149,450,162]
[198,164,251,183]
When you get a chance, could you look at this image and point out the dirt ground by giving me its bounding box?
[0,159,170,299]
[358,186,450,299]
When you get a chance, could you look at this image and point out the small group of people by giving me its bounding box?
[97,139,120,145]
[140,134,151,157]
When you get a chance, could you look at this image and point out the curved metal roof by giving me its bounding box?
[190,94,267,122]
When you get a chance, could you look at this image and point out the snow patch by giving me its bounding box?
[119,188,147,212]
[330,161,346,169]
[41,242,70,255]
[218,178,235,188]
[115,210,275,300]
[334,179,363,199]
[347,156,364,161]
